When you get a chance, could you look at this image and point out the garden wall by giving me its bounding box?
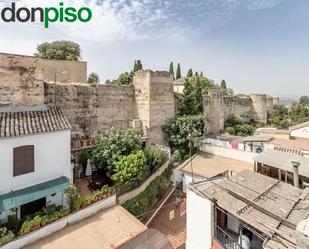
[117,161,170,205]
[200,144,256,163]
[1,195,116,249]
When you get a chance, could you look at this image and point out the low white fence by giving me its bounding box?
[1,194,116,249]
[117,160,170,205]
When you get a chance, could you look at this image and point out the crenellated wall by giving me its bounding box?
[204,91,277,134]
[0,52,277,143]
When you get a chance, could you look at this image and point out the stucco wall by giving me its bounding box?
[200,144,256,164]
[41,59,87,83]
[186,187,213,249]
[0,130,71,195]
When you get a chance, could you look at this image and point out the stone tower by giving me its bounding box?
[249,94,267,123]
[133,70,175,145]
[203,91,225,134]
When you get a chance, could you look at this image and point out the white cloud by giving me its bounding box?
[0,0,283,43]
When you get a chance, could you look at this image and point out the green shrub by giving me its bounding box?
[111,150,147,190]
[225,127,235,135]
[0,227,15,245]
[144,147,168,172]
[20,215,41,235]
[6,215,19,233]
[123,165,172,218]
[91,128,143,172]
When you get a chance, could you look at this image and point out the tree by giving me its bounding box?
[221,80,227,90]
[187,69,193,77]
[91,128,143,172]
[178,76,220,115]
[289,104,309,124]
[133,60,143,73]
[299,96,309,106]
[176,63,181,79]
[200,71,204,77]
[111,150,147,189]
[87,72,100,84]
[225,114,243,128]
[118,72,133,85]
[35,41,81,60]
[162,115,206,158]
[169,62,175,80]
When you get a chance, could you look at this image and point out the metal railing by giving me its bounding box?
[215,225,242,249]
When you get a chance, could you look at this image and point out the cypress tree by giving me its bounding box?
[133,60,143,73]
[221,80,227,90]
[169,62,175,79]
[187,68,193,77]
[176,63,181,80]
[200,71,203,77]
[195,71,199,76]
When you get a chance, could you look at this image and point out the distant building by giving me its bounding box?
[289,121,309,139]
[0,105,71,220]
[186,170,309,249]
[174,152,253,192]
[254,150,309,189]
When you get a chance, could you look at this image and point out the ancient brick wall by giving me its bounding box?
[0,53,44,107]
[44,82,135,137]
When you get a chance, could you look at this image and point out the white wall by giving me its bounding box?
[0,130,71,195]
[1,195,116,249]
[183,173,206,193]
[291,126,309,139]
[201,144,256,163]
[186,187,213,249]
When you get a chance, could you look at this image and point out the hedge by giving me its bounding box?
[122,164,172,218]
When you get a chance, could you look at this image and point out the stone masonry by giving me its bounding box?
[0,51,277,144]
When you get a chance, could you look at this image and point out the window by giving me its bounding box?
[13,145,34,176]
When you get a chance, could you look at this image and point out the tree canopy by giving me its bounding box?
[299,96,309,106]
[91,128,143,172]
[133,60,143,73]
[169,62,175,80]
[176,63,181,79]
[187,69,193,77]
[35,41,81,61]
[87,72,100,84]
[178,76,220,115]
[111,150,147,189]
[162,115,206,159]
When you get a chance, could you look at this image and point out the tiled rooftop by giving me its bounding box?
[0,105,70,139]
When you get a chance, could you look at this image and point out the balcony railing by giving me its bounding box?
[215,225,242,249]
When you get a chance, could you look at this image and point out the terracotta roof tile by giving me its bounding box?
[0,105,70,139]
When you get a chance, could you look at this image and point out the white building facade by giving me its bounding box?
[0,105,72,220]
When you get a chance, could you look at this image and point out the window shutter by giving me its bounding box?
[13,145,34,176]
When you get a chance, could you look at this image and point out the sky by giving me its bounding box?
[0,0,308,97]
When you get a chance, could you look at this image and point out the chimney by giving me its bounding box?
[292,161,300,188]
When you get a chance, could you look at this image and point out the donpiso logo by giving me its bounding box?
[0,2,92,28]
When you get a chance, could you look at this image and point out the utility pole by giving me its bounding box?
[188,133,194,184]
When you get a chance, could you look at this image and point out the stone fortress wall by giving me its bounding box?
[0,52,278,144]
[204,91,279,134]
